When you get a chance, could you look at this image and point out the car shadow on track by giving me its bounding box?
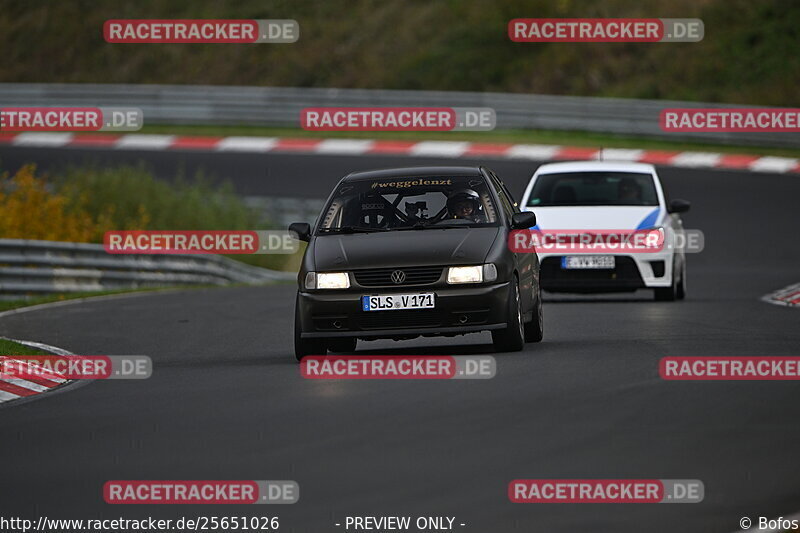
[265,340,543,366]
[262,344,498,367]
[337,342,497,356]
[543,291,656,303]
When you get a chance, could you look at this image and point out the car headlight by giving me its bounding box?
[648,227,667,251]
[306,272,350,289]
[447,264,497,284]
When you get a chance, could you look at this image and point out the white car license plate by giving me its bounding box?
[561,256,615,269]
[362,293,435,311]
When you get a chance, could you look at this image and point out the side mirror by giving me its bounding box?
[288,222,311,242]
[511,211,536,230]
[668,199,691,214]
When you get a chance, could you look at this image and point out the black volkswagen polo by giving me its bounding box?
[288,166,542,360]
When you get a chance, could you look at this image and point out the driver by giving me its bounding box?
[618,177,642,202]
[446,189,483,222]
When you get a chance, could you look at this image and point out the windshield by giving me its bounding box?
[527,172,659,207]
[317,176,500,233]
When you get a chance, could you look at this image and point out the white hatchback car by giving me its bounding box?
[519,161,690,301]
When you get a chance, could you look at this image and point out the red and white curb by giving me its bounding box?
[2,132,799,174]
[0,336,74,405]
[762,283,800,308]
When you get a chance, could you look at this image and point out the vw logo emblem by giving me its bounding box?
[390,270,406,284]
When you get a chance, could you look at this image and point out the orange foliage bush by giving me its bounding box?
[0,165,148,242]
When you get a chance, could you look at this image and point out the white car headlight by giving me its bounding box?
[447,265,484,284]
[649,227,667,251]
[308,272,350,289]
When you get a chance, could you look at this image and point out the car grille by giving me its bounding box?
[540,256,642,281]
[539,256,644,292]
[358,310,442,330]
[353,266,443,287]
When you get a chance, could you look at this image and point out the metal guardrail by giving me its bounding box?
[2,83,799,148]
[0,239,296,297]
[244,195,325,228]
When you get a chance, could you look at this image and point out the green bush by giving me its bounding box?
[54,165,299,271]
[55,165,260,232]
[0,163,299,272]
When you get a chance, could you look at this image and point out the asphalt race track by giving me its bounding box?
[1,147,799,533]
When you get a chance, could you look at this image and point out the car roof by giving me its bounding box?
[535,161,656,174]
[343,166,485,181]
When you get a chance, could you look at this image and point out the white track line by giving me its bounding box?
[5,338,73,356]
[749,157,799,173]
[599,148,645,161]
[670,152,722,167]
[506,144,561,160]
[316,139,374,154]
[216,136,278,152]
[114,134,175,150]
[410,141,470,157]
[12,132,74,147]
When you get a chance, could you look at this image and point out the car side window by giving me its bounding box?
[490,171,520,213]
[487,173,514,222]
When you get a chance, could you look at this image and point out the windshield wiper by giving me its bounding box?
[318,226,389,234]
[411,220,434,230]
[395,222,471,231]
[427,224,474,229]
[390,220,435,231]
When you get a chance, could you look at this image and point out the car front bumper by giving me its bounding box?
[538,250,676,293]
[297,282,511,339]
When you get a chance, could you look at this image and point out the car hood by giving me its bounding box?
[312,227,500,270]
[522,206,663,230]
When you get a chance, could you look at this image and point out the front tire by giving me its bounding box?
[492,279,525,352]
[676,260,686,300]
[524,282,544,343]
[654,258,679,301]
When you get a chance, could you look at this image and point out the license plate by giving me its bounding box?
[362,293,435,311]
[561,256,615,269]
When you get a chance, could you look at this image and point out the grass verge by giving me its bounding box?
[0,338,49,356]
